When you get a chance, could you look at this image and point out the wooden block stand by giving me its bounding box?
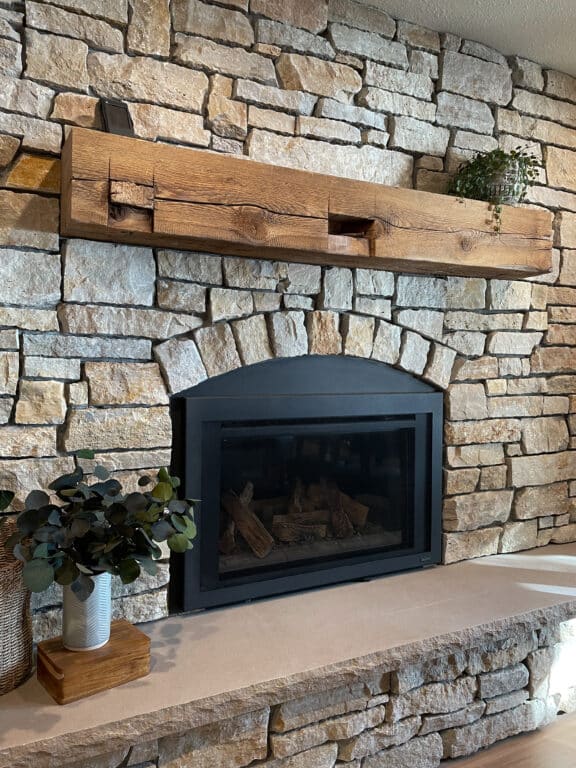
[36,619,150,705]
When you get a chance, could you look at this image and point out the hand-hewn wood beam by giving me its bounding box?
[60,128,553,279]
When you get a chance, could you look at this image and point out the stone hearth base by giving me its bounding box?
[1,544,576,768]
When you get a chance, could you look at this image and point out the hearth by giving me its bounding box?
[169,356,442,612]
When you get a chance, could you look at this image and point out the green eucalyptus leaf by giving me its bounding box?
[75,449,95,460]
[167,532,191,553]
[151,518,174,541]
[118,558,140,584]
[25,490,50,510]
[158,467,171,484]
[12,542,28,562]
[93,464,110,481]
[136,556,158,575]
[170,514,197,540]
[22,559,55,592]
[151,482,173,503]
[55,558,79,586]
[70,518,91,538]
[47,508,63,526]
[0,490,14,511]
[17,507,50,535]
[49,465,83,491]
[33,542,51,559]
[71,573,95,601]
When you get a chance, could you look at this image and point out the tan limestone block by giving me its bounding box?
[15,380,66,424]
[22,332,151,361]
[479,464,507,490]
[232,314,273,366]
[500,520,538,552]
[510,451,576,487]
[343,314,375,358]
[328,0,395,37]
[364,733,442,768]
[420,701,485,736]
[388,677,476,722]
[67,381,88,406]
[26,1,123,52]
[0,351,20,395]
[338,715,421,761]
[157,280,206,314]
[195,322,241,377]
[0,110,62,154]
[251,0,327,33]
[51,92,101,128]
[63,406,172,452]
[0,37,21,76]
[277,53,361,102]
[128,103,210,146]
[253,42,281,57]
[128,0,170,56]
[159,250,222,284]
[224,256,279,290]
[172,0,253,45]
[175,36,277,85]
[539,523,576,545]
[207,92,247,140]
[485,379,507,396]
[0,134,19,168]
[487,331,542,355]
[467,630,538,675]
[371,320,401,364]
[0,190,59,250]
[444,468,480,495]
[268,311,308,357]
[159,708,269,767]
[88,52,208,113]
[297,115,360,143]
[445,418,521,446]
[531,347,576,374]
[0,250,61,307]
[453,356,499,381]
[399,330,430,376]
[443,490,513,532]
[521,415,569,454]
[25,30,88,90]
[331,23,408,68]
[546,146,576,193]
[59,305,201,340]
[556,211,576,248]
[236,80,316,114]
[442,700,555,759]
[546,324,576,345]
[365,61,433,98]
[0,425,57,457]
[3,154,60,193]
[307,311,342,355]
[85,362,168,406]
[0,457,74,507]
[447,383,487,421]
[256,18,334,59]
[248,105,295,134]
[442,528,501,564]
[271,705,386,758]
[271,683,367,733]
[259,743,337,768]
[513,482,573,519]
[446,443,504,468]
[487,395,543,418]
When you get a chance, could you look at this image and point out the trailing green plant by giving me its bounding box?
[448,146,540,232]
[5,455,197,601]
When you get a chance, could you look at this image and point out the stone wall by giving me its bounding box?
[13,617,576,767]
[1,0,576,636]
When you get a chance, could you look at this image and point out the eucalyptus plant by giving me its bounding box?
[5,457,197,601]
[449,146,540,231]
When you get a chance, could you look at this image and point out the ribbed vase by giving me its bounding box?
[62,572,112,651]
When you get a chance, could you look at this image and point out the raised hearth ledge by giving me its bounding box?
[1,543,576,768]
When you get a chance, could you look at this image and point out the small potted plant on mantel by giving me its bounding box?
[5,452,197,652]
[449,146,540,231]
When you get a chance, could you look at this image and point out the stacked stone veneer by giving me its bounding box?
[1,1,576,636]
[15,618,576,768]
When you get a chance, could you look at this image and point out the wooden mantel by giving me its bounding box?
[60,128,553,279]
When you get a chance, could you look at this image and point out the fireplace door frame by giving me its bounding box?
[169,355,443,613]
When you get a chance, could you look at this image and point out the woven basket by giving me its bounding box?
[0,516,33,695]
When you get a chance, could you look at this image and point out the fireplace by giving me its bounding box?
[169,356,442,612]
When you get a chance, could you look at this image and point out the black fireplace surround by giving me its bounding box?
[169,355,442,612]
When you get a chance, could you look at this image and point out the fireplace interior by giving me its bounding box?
[170,356,443,612]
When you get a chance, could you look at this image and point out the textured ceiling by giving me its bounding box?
[367,0,576,77]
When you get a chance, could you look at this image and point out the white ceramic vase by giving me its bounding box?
[62,572,112,651]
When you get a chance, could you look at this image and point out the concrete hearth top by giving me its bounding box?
[1,543,576,767]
